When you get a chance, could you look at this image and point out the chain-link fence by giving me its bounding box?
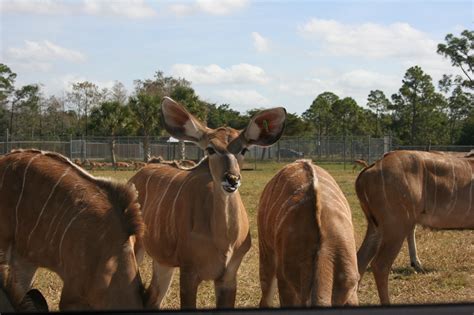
[1,134,472,165]
[0,135,394,164]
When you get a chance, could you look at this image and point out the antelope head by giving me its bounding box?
[161,97,286,193]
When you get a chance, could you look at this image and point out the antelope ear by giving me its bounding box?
[161,97,208,143]
[243,107,287,146]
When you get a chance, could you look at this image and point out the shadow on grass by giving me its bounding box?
[392,266,436,276]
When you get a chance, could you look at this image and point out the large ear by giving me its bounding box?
[161,97,209,143]
[242,107,287,146]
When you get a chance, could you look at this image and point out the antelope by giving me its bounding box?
[356,150,474,304]
[258,160,358,307]
[352,159,369,173]
[129,97,286,309]
[0,149,146,310]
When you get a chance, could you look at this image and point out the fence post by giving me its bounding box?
[367,135,371,164]
[5,128,9,154]
[69,134,72,159]
[277,140,281,162]
[343,136,346,170]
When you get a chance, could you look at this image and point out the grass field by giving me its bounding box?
[34,162,473,310]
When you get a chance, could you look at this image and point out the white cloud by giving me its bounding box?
[0,0,73,15]
[1,0,157,18]
[167,0,248,16]
[171,63,269,85]
[277,69,400,107]
[7,40,86,63]
[82,0,156,19]
[215,89,271,111]
[252,32,270,53]
[299,19,436,59]
[197,0,248,15]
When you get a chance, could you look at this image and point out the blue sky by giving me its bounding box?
[1,0,472,115]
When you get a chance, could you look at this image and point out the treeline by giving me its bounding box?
[0,30,472,147]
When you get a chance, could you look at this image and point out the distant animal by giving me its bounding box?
[115,161,132,170]
[0,149,145,310]
[133,161,147,171]
[258,159,358,307]
[73,159,82,167]
[352,159,369,173]
[129,97,286,309]
[356,150,474,304]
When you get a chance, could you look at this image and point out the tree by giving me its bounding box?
[438,75,473,144]
[0,64,17,110]
[457,107,474,144]
[67,81,104,136]
[437,30,473,89]
[90,101,131,165]
[391,66,448,145]
[109,81,128,105]
[207,103,247,129]
[331,97,362,136]
[129,91,161,161]
[10,84,42,139]
[302,92,339,137]
[367,90,391,137]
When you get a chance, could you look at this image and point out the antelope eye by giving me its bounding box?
[206,147,216,155]
[241,148,249,155]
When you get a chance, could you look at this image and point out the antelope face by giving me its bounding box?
[161,96,287,193]
[205,127,246,194]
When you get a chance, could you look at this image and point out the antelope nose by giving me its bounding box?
[222,173,241,193]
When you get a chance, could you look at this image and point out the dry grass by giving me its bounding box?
[33,162,473,310]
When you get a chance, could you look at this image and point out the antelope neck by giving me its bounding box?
[211,181,242,250]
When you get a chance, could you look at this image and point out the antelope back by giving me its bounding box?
[356,150,474,229]
[0,149,145,310]
[258,160,358,306]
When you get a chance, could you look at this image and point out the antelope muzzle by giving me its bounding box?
[222,173,241,193]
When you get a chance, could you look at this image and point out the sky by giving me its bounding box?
[1,0,472,115]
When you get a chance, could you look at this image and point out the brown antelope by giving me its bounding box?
[352,159,369,173]
[356,150,474,305]
[0,149,146,310]
[129,97,286,309]
[258,160,358,307]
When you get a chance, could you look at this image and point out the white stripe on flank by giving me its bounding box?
[26,167,71,248]
[318,176,350,212]
[15,154,41,240]
[142,171,155,215]
[170,172,206,222]
[447,159,458,215]
[380,157,388,210]
[44,194,69,242]
[467,163,473,217]
[432,160,438,215]
[58,206,87,266]
[153,171,183,239]
[0,161,12,191]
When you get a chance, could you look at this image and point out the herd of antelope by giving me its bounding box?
[0,96,472,311]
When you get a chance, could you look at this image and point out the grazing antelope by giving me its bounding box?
[352,159,369,173]
[258,160,358,307]
[129,97,286,309]
[0,149,146,310]
[115,161,132,170]
[356,150,474,304]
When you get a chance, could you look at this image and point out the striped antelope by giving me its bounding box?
[356,150,474,304]
[129,97,286,309]
[258,160,359,307]
[0,149,146,310]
